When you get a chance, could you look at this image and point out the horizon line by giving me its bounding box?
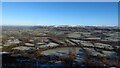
[0,24,118,27]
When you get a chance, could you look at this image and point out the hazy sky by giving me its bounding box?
[2,2,118,26]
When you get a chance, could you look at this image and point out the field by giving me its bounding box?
[1,25,120,68]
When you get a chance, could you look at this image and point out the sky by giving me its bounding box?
[1,0,119,2]
[2,2,118,26]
